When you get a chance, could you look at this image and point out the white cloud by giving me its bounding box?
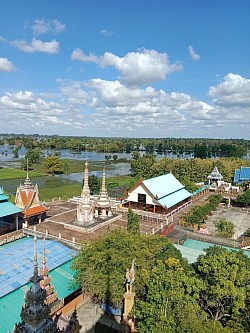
[100,29,113,37]
[71,49,99,63]
[1,73,250,138]
[71,48,182,86]
[0,36,6,42]
[208,73,250,107]
[32,19,66,35]
[11,38,59,54]
[0,57,16,72]
[188,45,200,61]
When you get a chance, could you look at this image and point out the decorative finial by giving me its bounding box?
[33,236,38,278]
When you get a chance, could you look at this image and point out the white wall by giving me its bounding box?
[127,184,155,205]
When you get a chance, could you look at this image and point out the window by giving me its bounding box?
[138,193,146,204]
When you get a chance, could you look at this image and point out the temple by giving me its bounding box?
[94,167,113,219]
[76,161,94,225]
[15,169,48,226]
[40,240,64,317]
[123,173,192,215]
[13,236,58,333]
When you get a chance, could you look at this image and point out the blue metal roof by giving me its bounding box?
[143,173,184,199]
[158,188,191,208]
[0,201,22,218]
[234,167,250,183]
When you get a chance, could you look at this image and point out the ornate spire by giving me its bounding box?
[81,161,90,197]
[23,158,32,188]
[33,236,38,281]
[101,166,107,193]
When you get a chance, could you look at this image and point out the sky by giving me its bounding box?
[0,0,250,139]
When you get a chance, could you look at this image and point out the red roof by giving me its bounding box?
[20,205,48,218]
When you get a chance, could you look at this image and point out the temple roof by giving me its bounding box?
[207,166,223,180]
[20,205,48,218]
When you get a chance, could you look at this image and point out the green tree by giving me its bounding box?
[127,208,140,234]
[44,156,63,175]
[71,230,177,307]
[25,148,41,164]
[214,218,234,238]
[135,258,207,333]
[236,189,250,207]
[194,247,250,326]
[88,175,100,194]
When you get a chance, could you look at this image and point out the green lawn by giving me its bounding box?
[39,183,82,202]
[0,168,43,180]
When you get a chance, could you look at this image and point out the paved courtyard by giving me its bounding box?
[205,205,250,239]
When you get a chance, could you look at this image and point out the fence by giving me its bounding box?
[0,230,24,246]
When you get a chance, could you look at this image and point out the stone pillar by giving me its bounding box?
[122,292,135,333]
[38,214,42,224]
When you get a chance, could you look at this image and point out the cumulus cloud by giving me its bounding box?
[0,57,16,72]
[71,49,98,63]
[2,73,250,137]
[71,48,182,86]
[11,38,59,54]
[208,73,250,107]
[188,45,200,61]
[32,19,66,35]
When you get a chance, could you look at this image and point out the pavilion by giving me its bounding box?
[207,166,223,189]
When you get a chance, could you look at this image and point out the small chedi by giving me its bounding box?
[75,161,113,228]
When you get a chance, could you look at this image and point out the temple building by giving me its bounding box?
[40,240,64,317]
[123,173,192,215]
[0,187,21,233]
[94,168,113,219]
[233,166,250,184]
[207,166,223,189]
[15,170,48,226]
[76,161,94,225]
[13,237,58,333]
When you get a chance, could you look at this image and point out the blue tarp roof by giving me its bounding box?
[143,173,184,199]
[0,201,22,218]
[158,188,192,208]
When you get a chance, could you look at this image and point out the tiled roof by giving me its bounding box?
[0,201,22,218]
[20,190,33,206]
[20,205,48,217]
[143,173,184,199]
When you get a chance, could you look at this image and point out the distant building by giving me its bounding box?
[123,173,192,215]
[233,167,250,184]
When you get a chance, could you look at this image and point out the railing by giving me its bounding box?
[0,230,24,246]
[23,227,81,250]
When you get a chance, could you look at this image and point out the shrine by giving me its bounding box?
[94,167,113,219]
[15,169,48,226]
[207,166,223,190]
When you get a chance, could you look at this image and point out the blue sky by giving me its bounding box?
[0,0,249,138]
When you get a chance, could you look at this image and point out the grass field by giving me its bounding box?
[0,168,43,180]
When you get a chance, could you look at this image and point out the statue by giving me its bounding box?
[125,259,136,293]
